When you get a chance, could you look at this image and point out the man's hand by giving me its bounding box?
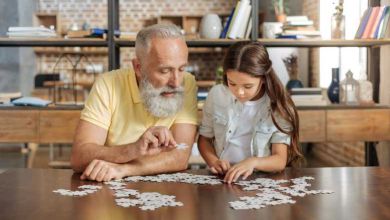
[134,126,177,157]
[209,159,231,175]
[80,159,125,182]
[223,157,257,184]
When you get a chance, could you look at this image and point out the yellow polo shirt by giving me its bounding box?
[80,68,198,146]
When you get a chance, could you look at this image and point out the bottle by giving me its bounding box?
[327,68,340,103]
[339,70,359,105]
[358,73,373,105]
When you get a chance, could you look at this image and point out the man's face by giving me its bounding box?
[138,37,188,91]
[134,38,189,118]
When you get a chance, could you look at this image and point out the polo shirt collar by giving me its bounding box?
[129,69,142,104]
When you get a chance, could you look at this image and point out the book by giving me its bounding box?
[355,7,372,39]
[244,17,253,39]
[378,6,390,38]
[286,16,309,22]
[291,88,322,95]
[8,26,54,33]
[362,7,380,39]
[237,4,252,39]
[370,6,386,39]
[67,28,106,38]
[220,7,235,38]
[0,92,22,104]
[227,0,251,39]
[226,1,241,38]
[285,20,314,26]
[283,30,321,36]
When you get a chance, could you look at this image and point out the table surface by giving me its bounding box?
[0,167,389,220]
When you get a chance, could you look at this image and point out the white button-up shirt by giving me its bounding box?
[199,84,291,159]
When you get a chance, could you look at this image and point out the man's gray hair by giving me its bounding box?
[135,24,184,59]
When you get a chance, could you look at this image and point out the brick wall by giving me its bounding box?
[302,0,364,167]
[36,0,235,80]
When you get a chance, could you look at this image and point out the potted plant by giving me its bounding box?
[273,0,289,22]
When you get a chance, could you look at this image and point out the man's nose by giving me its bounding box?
[168,70,181,88]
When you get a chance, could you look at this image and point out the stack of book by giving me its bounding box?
[6,26,56,38]
[67,28,107,38]
[220,0,252,39]
[277,16,321,39]
[290,88,327,106]
[0,92,22,104]
[355,6,390,39]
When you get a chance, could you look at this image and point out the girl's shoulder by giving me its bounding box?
[207,84,233,101]
[208,84,229,96]
[205,84,235,109]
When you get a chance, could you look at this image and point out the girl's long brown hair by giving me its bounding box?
[223,41,304,166]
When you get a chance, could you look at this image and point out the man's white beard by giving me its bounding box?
[139,76,184,118]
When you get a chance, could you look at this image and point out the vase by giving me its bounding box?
[331,14,345,39]
[286,79,303,91]
[199,14,222,39]
[327,68,340,103]
[262,22,283,39]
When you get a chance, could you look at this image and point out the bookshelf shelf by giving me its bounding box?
[257,38,390,47]
[115,38,245,47]
[0,37,107,47]
[116,38,390,48]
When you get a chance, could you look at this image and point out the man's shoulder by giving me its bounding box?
[99,68,134,81]
[183,72,195,85]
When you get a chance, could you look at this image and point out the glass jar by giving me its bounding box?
[331,14,345,39]
[358,76,373,104]
[339,70,359,105]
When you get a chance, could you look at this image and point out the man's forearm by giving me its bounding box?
[121,148,191,176]
[71,142,139,173]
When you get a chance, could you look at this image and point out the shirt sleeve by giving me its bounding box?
[80,75,112,130]
[173,73,198,125]
[198,86,216,138]
[270,114,292,145]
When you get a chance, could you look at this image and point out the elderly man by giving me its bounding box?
[71,24,198,182]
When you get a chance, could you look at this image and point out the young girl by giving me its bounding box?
[198,41,303,184]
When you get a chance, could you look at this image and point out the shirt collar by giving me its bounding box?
[129,69,142,104]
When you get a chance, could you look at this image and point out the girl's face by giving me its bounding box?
[226,70,263,103]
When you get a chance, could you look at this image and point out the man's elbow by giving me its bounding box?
[70,151,84,173]
[172,153,190,171]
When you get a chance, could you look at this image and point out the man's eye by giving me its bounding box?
[244,86,253,89]
[161,69,170,74]
[229,83,236,87]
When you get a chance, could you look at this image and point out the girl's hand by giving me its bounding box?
[209,159,231,175]
[224,157,257,184]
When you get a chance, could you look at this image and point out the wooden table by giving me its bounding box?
[0,167,389,220]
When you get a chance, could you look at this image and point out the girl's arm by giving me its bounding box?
[253,143,288,171]
[224,143,288,183]
[198,135,230,175]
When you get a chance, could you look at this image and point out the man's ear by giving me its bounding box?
[132,58,142,78]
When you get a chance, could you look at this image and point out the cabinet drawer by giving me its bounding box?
[39,110,81,143]
[327,109,390,142]
[0,110,39,142]
[298,110,326,142]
